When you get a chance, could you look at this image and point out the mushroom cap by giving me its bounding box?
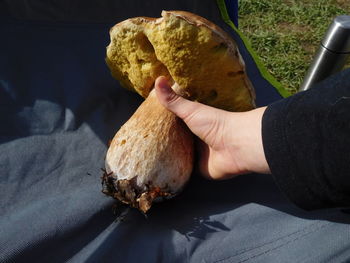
[106,10,255,112]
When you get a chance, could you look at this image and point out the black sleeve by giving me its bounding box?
[262,69,350,210]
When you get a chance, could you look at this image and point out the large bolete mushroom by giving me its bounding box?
[102,11,255,213]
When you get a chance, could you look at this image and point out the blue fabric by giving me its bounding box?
[225,0,239,27]
[1,1,350,262]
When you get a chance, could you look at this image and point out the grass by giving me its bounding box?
[238,0,350,94]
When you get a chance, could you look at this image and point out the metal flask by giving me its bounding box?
[299,15,350,92]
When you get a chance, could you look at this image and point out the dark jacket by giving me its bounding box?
[262,69,350,210]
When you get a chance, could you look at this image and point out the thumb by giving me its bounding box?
[155,76,201,122]
[155,76,230,147]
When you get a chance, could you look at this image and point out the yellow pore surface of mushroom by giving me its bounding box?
[106,11,255,112]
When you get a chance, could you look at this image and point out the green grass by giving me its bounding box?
[238,0,350,94]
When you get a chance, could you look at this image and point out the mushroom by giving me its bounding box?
[102,11,255,213]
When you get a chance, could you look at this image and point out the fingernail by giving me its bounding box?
[157,78,172,94]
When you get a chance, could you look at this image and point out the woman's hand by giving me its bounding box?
[155,76,270,180]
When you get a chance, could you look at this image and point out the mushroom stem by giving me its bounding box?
[103,89,194,213]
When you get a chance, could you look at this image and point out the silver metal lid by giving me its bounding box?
[321,15,350,53]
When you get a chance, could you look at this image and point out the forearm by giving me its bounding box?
[262,69,350,210]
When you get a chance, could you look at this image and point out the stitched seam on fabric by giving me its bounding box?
[265,99,298,203]
[213,222,327,262]
[319,104,338,201]
[320,97,350,204]
[213,222,330,263]
[236,222,330,263]
[279,94,320,208]
[286,93,329,207]
[283,95,299,182]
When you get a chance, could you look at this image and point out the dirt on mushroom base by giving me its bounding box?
[103,89,194,213]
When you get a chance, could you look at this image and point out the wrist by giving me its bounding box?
[228,107,270,174]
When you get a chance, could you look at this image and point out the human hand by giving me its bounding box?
[155,76,271,180]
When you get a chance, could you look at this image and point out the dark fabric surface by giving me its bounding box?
[0,0,227,25]
[1,1,350,262]
[262,69,350,210]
